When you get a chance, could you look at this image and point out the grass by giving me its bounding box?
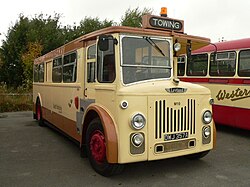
[0,85,33,113]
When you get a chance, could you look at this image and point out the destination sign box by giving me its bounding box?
[142,14,184,33]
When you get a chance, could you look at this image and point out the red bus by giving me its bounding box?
[178,38,250,130]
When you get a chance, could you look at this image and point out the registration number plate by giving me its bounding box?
[164,132,189,141]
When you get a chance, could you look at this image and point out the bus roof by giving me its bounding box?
[193,38,250,54]
[34,25,210,64]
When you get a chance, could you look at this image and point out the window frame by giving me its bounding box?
[209,51,236,77]
[238,49,250,77]
[120,35,172,85]
[97,39,116,83]
[186,53,208,76]
[62,51,77,83]
[33,64,39,82]
[33,63,45,83]
[86,44,96,83]
[38,63,45,82]
[52,56,63,83]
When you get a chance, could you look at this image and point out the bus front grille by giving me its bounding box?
[154,99,196,139]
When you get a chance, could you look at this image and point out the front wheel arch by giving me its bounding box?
[81,105,118,164]
[85,118,124,176]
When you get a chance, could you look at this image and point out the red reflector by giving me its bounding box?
[74,96,79,109]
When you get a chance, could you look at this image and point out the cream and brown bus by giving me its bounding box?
[33,9,216,176]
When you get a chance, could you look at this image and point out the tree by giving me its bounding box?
[80,17,113,34]
[0,7,153,88]
[0,15,29,87]
[61,17,114,43]
[0,13,115,88]
[22,42,43,88]
[121,7,153,27]
[26,13,65,54]
[0,14,64,88]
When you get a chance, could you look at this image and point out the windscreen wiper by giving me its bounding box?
[144,37,165,57]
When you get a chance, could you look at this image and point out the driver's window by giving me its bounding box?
[122,37,171,84]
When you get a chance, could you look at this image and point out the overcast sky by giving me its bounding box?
[1,0,250,45]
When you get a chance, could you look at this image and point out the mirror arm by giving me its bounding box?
[186,40,192,64]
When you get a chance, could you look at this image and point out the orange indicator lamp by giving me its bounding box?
[160,7,168,17]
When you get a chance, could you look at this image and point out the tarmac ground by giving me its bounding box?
[0,111,250,187]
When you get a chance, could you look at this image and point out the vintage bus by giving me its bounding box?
[178,38,250,130]
[33,8,216,176]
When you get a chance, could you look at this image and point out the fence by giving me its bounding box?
[0,93,33,112]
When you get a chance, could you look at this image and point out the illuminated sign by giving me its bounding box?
[149,17,183,31]
[142,15,184,33]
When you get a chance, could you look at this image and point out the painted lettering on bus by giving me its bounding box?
[53,104,62,113]
[216,88,250,101]
[149,17,182,31]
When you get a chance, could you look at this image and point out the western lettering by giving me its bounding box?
[216,88,250,101]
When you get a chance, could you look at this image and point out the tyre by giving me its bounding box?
[186,150,210,160]
[36,99,45,127]
[86,118,124,177]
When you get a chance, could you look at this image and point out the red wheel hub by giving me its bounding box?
[90,130,106,163]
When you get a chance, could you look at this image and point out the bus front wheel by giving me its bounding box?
[86,118,124,177]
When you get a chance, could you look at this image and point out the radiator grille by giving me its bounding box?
[155,99,196,139]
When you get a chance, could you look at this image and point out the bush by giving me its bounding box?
[0,84,33,112]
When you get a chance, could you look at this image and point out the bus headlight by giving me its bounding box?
[132,133,144,147]
[202,110,212,124]
[203,126,211,138]
[131,113,146,130]
[174,42,181,52]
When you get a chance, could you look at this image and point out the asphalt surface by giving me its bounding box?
[0,111,250,187]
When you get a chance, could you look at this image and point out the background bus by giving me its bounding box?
[178,38,250,130]
[33,9,216,176]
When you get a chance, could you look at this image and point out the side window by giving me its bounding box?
[210,51,236,76]
[33,63,44,82]
[34,63,44,82]
[238,49,250,77]
[187,54,208,76]
[87,44,96,83]
[33,64,39,82]
[63,52,77,83]
[38,63,44,82]
[52,57,62,82]
[177,56,185,76]
[97,39,116,83]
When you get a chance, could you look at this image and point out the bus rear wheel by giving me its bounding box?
[36,100,45,127]
[86,118,124,177]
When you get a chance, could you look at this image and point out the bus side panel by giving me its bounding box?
[212,105,236,127]
[213,104,250,130]
[235,107,250,130]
